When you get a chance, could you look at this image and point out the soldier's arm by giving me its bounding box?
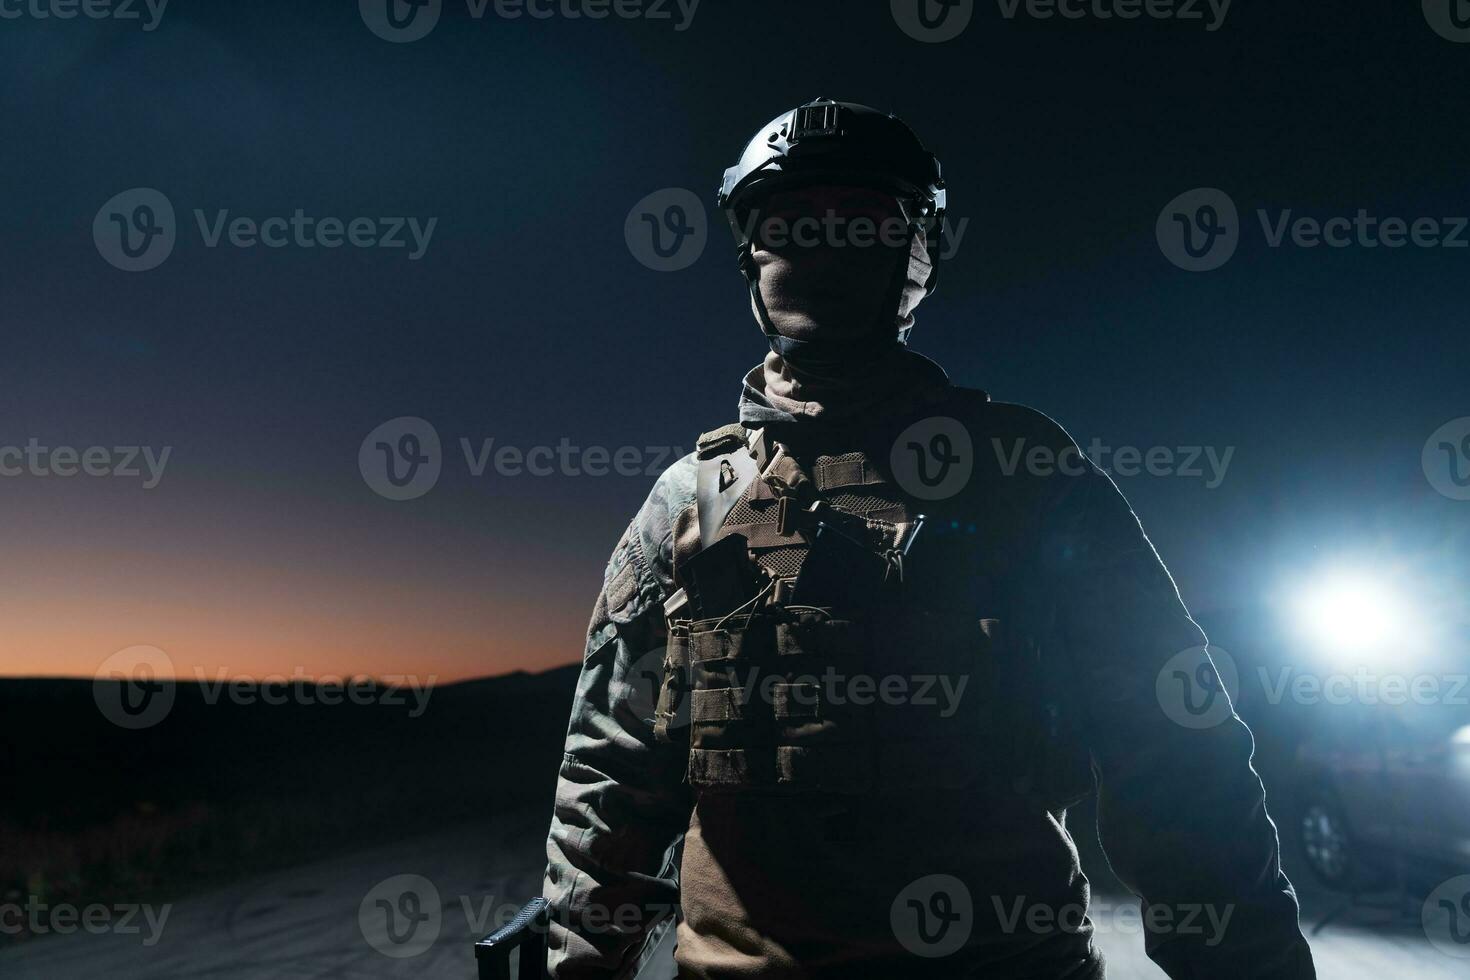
[1031,420,1315,979]
[543,461,695,978]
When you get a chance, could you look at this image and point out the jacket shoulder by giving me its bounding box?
[628,451,698,596]
[947,390,1080,454]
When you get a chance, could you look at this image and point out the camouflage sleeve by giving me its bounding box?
[1034,425,1316,979]
[542,457,696,978]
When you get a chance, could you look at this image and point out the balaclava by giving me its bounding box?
[741,222,945,423]
[751,224,932,371]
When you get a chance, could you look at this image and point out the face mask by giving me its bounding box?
[744,186,932,375]
[750,230,931,375]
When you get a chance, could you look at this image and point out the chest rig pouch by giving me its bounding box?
[655,422,1006,797]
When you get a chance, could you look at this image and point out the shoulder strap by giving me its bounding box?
[694,423,760,551]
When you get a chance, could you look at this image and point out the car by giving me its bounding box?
[1295,697,1470,892]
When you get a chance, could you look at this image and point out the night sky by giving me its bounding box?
[2,1,1466,680]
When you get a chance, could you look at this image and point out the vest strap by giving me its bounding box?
[695,425,760,551]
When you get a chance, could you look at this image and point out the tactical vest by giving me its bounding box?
[654,399,1092,803]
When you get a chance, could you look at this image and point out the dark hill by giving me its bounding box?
[0,665,580,918]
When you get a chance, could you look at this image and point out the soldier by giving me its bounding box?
[542,98,1315,979]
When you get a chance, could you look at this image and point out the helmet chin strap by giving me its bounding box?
[743,227,917,381]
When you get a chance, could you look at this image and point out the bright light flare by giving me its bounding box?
[1291,570,1415,659]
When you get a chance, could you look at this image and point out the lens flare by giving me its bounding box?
[1292,570,1413,658]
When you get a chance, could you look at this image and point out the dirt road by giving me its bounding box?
[2,808,1462,978]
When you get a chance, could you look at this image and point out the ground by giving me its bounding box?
[0,806,1460,979]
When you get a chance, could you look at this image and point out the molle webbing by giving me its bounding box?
[667,433,1002,795]
[680,608,999,794]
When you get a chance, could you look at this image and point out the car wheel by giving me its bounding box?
[1297,787,1358,891]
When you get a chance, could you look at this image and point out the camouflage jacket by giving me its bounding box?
[542,391,1315,979]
